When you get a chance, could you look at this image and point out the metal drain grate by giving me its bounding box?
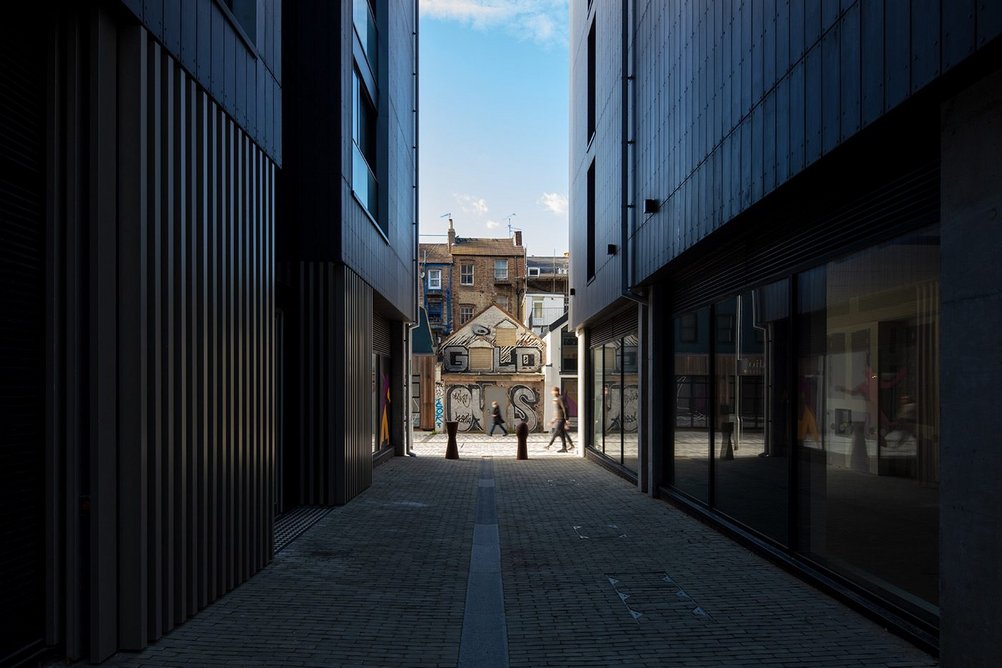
[274,506,333,553]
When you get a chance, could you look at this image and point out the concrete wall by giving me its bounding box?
[940,64,1002,666]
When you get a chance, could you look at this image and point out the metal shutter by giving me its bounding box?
[591,306,639,348]
[372,312,391,356]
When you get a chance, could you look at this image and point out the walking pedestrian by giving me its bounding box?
[545,387,574,452]
[489,400,508,436]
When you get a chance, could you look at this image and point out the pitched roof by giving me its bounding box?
[450,237,524,257]
[440,304,543,350]
[419,243,452,264]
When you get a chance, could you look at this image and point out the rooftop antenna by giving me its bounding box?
[506,212,516,236]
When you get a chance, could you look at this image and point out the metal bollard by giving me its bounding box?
[720,421,735,461]
[516,420,529,460]
[445,421,459,459]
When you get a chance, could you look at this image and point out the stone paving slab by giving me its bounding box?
[101,443,938,667]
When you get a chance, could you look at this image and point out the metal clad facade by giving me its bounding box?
[121,0,282,166]
[0,11,46,665]
[287,263,374,507]
[42,12,277,659]
[125,31,275,650]
[570,1,1002,329]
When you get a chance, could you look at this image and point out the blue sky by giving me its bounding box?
[419,0,570,254]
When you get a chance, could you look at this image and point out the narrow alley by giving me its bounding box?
[100,436,934,668]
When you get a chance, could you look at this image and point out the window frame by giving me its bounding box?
[460,264,474,286]
[427,268,442,290]
[494,259,509,281]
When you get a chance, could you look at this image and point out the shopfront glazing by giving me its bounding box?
[589,334,639,472]
[669,225,940,618]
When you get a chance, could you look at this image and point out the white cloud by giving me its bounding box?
[455,193,489,216]
[485,220,500,229]
[539,192,568,216]
[420,0,567,46]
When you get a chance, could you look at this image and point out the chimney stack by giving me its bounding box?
[448,218,455,250]
[513,230,522,247]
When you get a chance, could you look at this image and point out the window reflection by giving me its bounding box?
[589,335,639,473]
[673,307,710,503]
[621,334,640,472]
[713,283,790,544]
[797,226,940,612]
[591,346,603,453]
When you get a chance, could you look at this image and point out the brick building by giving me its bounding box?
[419,218,526,344]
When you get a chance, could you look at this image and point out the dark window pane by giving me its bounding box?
[713,282,791,545]
[797,226,940,613]
[673,307,710,502]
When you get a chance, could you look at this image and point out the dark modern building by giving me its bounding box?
[276,0,417,507]
[569,2,1002,663]
[0,1,416,665]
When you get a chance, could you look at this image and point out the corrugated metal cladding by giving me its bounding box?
[373,312,391,355]
[590,306,640,348]
[127,34,276,649]
[0,14,46,665]
[118,0,283,165]
[668,162,939,313]
[45,15,276,657]
[291,263,374,507]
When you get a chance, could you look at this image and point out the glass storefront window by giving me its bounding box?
[621,335,639,472]
[669,225,939,617]
[673,307,710,503]
[797,226,940,613]
[591,346,603,452]
[603,343,620,462]
[373,354,391,452]
[588,334,639,473]
[713,282,790,544]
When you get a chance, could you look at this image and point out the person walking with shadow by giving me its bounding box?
[489,400,508,436]
[545,387,574,452]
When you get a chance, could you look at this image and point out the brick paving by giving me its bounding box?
[102,434,938,667]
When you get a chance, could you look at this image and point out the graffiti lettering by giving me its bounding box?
[493,347,517,371]
[515,347,541,372]
[510,385,540,432]
[443,346,469,372]
[434,383,445,432]
[604,385,639,433]
[446,385,483,432]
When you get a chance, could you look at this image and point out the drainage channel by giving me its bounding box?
[274,506,334,553]
[458,457,509,668]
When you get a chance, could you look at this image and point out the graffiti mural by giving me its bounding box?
[444,383,542,432]
[510,385,540,431]
[440,305,544,373]
[446,385,484,432]
[604,384,640,433]
[434,383,445,432]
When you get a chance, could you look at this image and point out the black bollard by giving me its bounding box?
[445,421,459,459]
[516,420,529,460]
[720,421,735,461]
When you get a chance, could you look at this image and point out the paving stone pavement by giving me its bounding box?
[102,435,938,667]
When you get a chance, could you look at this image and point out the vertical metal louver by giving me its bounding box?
[0,20,46,666]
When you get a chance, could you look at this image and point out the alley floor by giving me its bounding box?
[101,433,937,667]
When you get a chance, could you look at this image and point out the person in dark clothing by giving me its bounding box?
[546,387,574,452]
[489,400,508,436]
